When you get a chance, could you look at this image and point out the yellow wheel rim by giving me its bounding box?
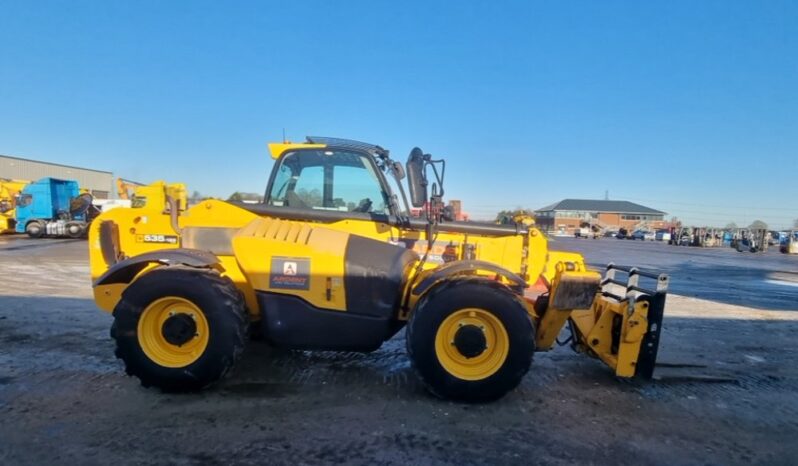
[434,308,509,381]
[137,297,209,368]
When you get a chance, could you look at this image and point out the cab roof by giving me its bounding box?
[268,136,388,159]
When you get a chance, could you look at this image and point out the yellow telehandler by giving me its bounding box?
[88,137,668,401]
[0,178,31,234]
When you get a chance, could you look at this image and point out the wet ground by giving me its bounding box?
[554,236,798,310]
[1,235,797,465]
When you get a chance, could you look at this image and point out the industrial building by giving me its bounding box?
[0,154,113,199]
[535,199,666,235]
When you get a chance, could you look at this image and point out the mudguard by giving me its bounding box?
[93,248,222,287]
[411,260,527,297]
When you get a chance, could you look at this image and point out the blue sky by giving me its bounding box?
[1,1,796,227]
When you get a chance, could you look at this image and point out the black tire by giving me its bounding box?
[406,278,535,402]
[65,221,84,239]
[26,220,44,238]
[112,267,248,392]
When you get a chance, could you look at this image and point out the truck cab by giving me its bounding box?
[15,177,91,238]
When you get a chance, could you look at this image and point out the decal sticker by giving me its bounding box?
[401,240,459,264]
[441,244,459,263]
[137,234,178,244]
[270,257,310,290]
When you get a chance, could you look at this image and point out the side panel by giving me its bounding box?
[233,218,350,312]
[52,180,80,213]
[257,293,403,351]
[233,216,417,317]
[87,202,180,280]
[344,235,418,317]
[234,218,414,349]
[88,199,260,314]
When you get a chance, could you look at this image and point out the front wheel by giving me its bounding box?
[26,220,44,238]
[406,279,535,402]
[112,267,248,392]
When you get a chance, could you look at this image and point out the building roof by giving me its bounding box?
[536,199,665,215]
[0,154,112,175]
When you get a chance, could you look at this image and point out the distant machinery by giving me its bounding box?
[14,178,97,238]
[781,230,798,254]
[116,178,145,200]
[0,178,31,234]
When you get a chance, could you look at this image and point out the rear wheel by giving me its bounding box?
[407,279,535,402]
[112,267,248,392]
[65,221,84,238]
[26,220,44,238]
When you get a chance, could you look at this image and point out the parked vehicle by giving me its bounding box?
[86,136,670,402]
[631,230,654,241]
[0,178,30,234]
[575,226,599,239]
[768,231,781,246]
[14,177,96,238]
[655,229,671,242]
[780,230,798,254]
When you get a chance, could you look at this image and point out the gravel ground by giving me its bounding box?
[1,235,797,465]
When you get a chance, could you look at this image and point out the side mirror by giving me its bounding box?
[391,161,406,180]
[406,147,427,207]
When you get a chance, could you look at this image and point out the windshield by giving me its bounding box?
[266,149,391,214]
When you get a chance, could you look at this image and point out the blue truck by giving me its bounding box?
[14,177,95,238]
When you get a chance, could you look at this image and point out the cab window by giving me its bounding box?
[267,150,390,214]
[16,194,33,207]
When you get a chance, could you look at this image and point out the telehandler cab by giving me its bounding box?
[89,137,668,402]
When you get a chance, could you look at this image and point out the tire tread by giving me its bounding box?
[112,267,249,392]
[406,278,535,402]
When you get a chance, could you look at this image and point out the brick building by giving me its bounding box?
[534,199,666,235]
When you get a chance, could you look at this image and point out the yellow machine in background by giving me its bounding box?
[0,178,31,234]
[116,178,144,201]
[88,137,668,402]
[116,178,187,210]
[128,180,187,210]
